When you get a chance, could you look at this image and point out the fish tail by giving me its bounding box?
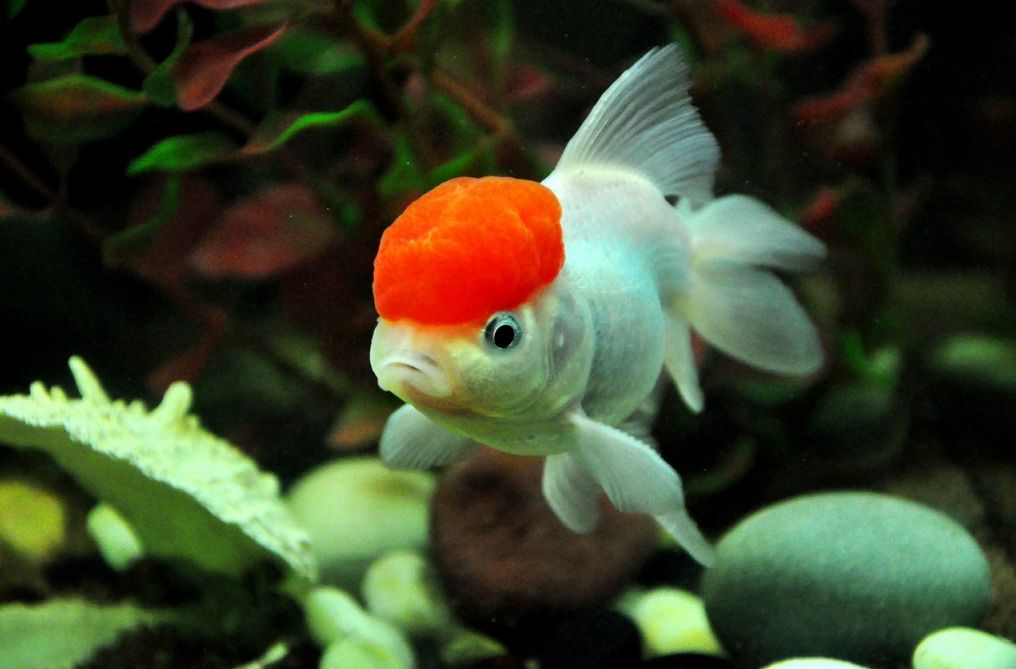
[664,196,826,412]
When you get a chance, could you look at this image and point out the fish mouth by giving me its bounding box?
[374,350,454,401]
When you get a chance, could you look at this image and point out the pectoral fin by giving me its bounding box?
[542,452,601,534]
[379,404,478,470]
[569,412,715,566]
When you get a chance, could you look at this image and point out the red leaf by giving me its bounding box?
[799,187,841,233]
[122,176,223,287]
[172,22,287,111]
[190,184,335,279]
[505,64,555,104]
[131,0,267,34]
[792,34,929,121]
[715,0,837,53]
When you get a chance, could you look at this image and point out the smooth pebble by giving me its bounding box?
[912,626,1016,669]
[702,492,991,666]
[286,457,434,585]
[615,587,723,657]
[761,660,871,669]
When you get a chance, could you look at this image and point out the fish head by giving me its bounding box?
[370,281,594,424]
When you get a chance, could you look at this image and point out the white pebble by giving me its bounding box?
[86,503,144,571]
[615,587,723,656]
[913,627,1016,669]
[762,660,872,669]
[362,550,451,638]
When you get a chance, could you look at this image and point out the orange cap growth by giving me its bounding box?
[373,176,564,325]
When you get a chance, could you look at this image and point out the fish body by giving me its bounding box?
[369,46,825,566]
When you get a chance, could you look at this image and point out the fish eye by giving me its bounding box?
[484,313,522,350]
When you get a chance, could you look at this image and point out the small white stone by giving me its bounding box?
[761,659,872,669]
[86,503,144,571]
[303,586,414,667]
[319,636,413,669]
[615,587,723,657]
[913,627,1016,669]
[362,550,451,638]
[286,458,435,586]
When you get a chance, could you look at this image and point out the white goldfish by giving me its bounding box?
[369,45,825,566]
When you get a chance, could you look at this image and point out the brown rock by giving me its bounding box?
[430,448,658,627]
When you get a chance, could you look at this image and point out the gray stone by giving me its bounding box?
[701,491,991,666]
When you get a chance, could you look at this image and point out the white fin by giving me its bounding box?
[681,259,822,375]
[682,195,826,270]
[569,412,715,566]
[542,452,601,534]
[553,45,720,202]
[379,404,478,470]
[663,310,704,413]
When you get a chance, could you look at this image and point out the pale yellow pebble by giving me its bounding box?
[616,587,723,657]
[303,586,414,666]
[362,550,451,638]
[913,627,1016,669]
[762,659,871,669]
[86,503,144,571]
[319,636,413,669]
[0,480,65,561]
[286,457,435,586]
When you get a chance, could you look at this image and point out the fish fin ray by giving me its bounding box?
[681,259,823,375]
[379,404,478,470]
[682,195,826,270]
[542,452,601,533]
[551,45,719,203]
[663,310,704,413]
[569,412,714,566]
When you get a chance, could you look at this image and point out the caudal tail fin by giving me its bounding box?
[665,196,826,412]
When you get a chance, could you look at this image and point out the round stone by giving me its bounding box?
[913,627,1016,669]
[761,660,872,669]
[286,457,435,586]
[430,449,658,626]
[701,491,992,666]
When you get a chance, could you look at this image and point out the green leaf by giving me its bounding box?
[0,598,168,669]
[27,16,127,61]
[142,9,194,107]
[243,101,383,155]
[8,0,29,19]
[0,357,317,582]
[9,75,146,144]
[274,26,365,76]
[128,132,237,175]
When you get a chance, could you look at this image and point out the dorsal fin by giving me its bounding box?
[553,45,720,203]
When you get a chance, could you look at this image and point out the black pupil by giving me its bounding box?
[493,323,516,349]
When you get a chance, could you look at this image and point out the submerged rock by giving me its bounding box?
[286,457,435,586]
[912,627,1016,669]
[430,449,658,628]
[701,491,991,666]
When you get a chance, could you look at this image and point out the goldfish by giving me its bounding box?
[369,45,825,566]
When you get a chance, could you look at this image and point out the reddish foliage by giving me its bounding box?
[714,0,837,53]
[505,64,556,104]
[131,0,267,34]
[799,187,841,233]
[172,22,288,111]
[190,183,335,279]
[123,176,223,288]
[792,34,929,121]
